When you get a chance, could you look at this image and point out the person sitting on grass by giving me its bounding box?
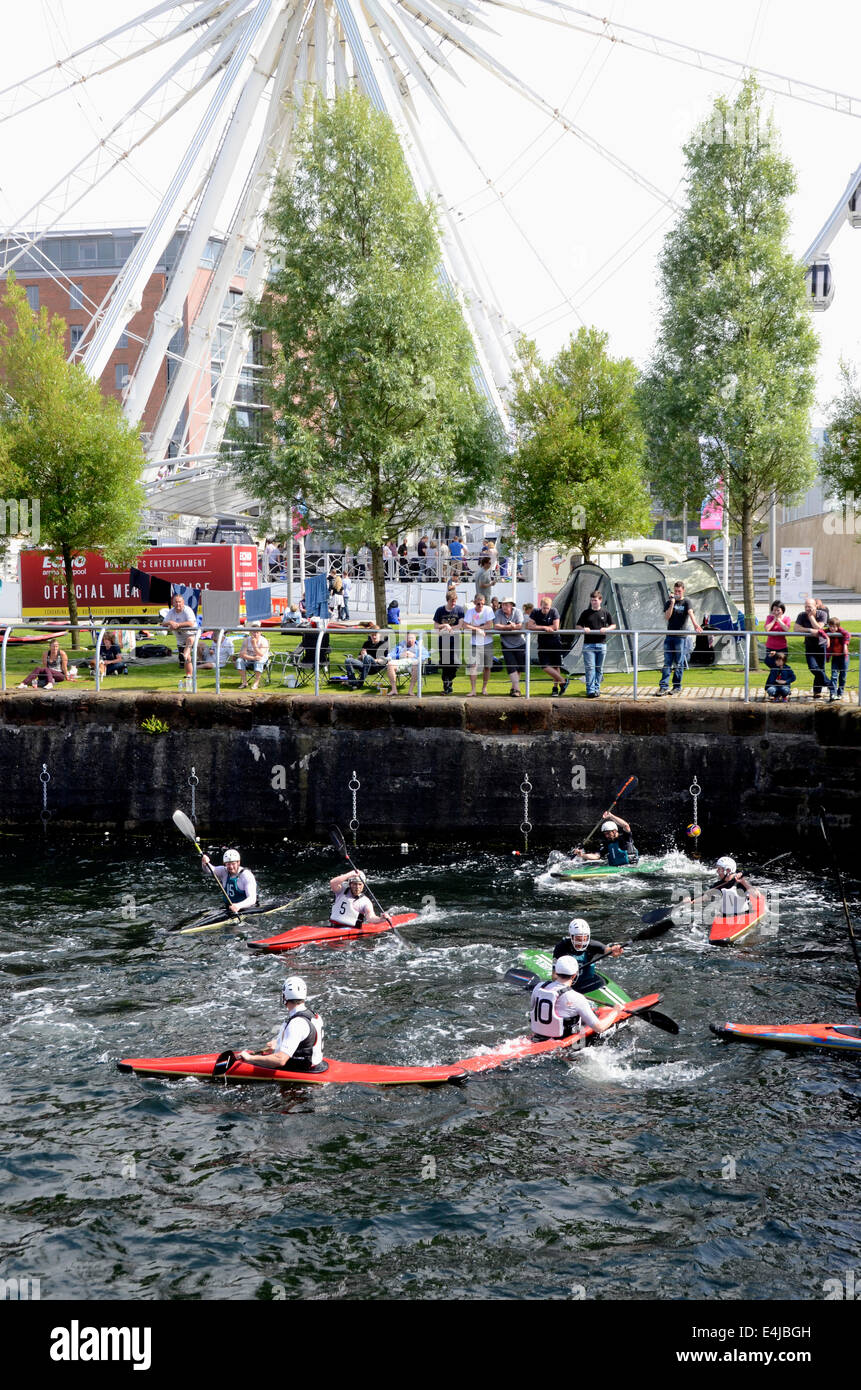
[764,650,796,702]
[385,631,428,696]
[18,638,72,689]
[98,630,126,679]
[199,633,236,670]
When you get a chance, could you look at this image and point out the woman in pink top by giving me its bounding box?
[764,601,791,666]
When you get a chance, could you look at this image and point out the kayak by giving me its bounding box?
[519,949,632,1008]
[248,911,418,953]
[116,994,661,1088]
[551,859,661,880]
[175,899,296,935]
[710,1021,861,1055]
[708,891,768,945]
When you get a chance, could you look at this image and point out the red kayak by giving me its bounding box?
[116,995,661,1088]
[709,891,768,945]
[248,911,418,952]
[711,1021,861,1055]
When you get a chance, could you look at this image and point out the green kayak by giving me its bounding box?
[519,950,632,1008]
[551,858,662,881]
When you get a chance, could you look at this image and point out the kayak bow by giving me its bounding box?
[708,892,768,945]
[175,899,296,935]
[710,1021,861,1055]
[519,949,632,1008]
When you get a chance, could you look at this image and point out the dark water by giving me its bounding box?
[1,835,860,1302]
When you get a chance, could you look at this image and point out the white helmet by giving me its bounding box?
[601,820,618,833]
[568,918,590,943]
[716,856,737,875]
[281,977,308,1003]
[348,871,366,887]
[555,955,580,980]
[222,849,240,864]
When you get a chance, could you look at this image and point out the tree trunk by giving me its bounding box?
[62,544,82,651]
[740,501,759,672]
[371,543,388,627]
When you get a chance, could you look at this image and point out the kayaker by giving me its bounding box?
[529,956,624,1041]
[329,870,391,929]
[574,814,638,866]
[237,977,325,1073]
[552,919,623,992]
[200,848,258,917]
[708,857,753,917]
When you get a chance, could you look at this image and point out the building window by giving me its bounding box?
[115,363,129,390]
[70,283,84,310]
[117,331,128,349]
[70,326,84,350]
[25,285,39,311]
[79,242,97,264]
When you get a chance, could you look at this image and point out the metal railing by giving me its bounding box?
[1,621,854,704]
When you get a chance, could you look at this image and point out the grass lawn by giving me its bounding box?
[2,623,857,698]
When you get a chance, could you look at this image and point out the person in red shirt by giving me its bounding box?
[824,618,851,702]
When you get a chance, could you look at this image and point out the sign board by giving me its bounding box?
[780,547,813,605]
[20,546,258,619]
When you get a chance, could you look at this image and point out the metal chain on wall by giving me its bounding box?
[520,773,533,853]
[349,770,360,844]
[188,767,199,822]
[39,763,51,834]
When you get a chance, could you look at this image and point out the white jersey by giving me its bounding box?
[530,979,603,1040]
[275,1009,324,1066]
[331,889,375,927]
[719,885,748,917]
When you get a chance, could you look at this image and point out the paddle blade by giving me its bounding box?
[213,1050,237,1077]
[641,905,675,926]
[634,1008,679,1035]
[329,825,347,857]
[504,967,543,991]
[172,809,198,844]
[634,919,675,942]
[614,775,638,803]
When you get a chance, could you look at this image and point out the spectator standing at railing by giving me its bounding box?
[527,596,569,696]
[438,538,449,580]
[164,593,198,679]
[449,536,464,580]
[494,599,526,696]
[764,601,791,667]
[824,618,851,702]
[417,536,429,573]
[397,541,410,580]
[575,589,616,698]
[794,596,829,700]
[433,590,465,695]
[464,593,496,696]
[656,581,702,696]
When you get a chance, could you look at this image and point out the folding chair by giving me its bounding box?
[266,635,329,687]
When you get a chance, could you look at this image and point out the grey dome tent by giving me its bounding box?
[552,559,739,674]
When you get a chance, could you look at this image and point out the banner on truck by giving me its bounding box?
[20,546,258,618]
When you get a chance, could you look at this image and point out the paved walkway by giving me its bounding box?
[604,685,857,703]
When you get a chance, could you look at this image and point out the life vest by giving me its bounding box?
[606,842,631,866]
[530,980,573,1040]
[224,870,252,904]
[330,889,371,927]
[276,1008,324,1071]
[720,880,748,917]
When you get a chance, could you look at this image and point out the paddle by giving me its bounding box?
[213,1050,237,1078]
[503,968,679,1034]
[636,890,716,941]
[329,825,392,926]
[577,775,639,853]
[818,809,861,1014]
[172,808,240,920]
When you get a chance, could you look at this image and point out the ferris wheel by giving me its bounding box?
[2,1,861,509]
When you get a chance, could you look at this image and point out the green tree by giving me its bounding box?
[232,90,503,624]
[639,78,818,658]
[503,328,652,561]
[0,275,146,640]
[821,360,861,517]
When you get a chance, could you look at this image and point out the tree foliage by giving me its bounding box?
[503,327,651,561]
[821,360,861,506]
[0,275,146,634]
[233,90,504,623]
[639,78,818,645]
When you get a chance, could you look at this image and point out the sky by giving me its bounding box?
[3,0,861,421]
